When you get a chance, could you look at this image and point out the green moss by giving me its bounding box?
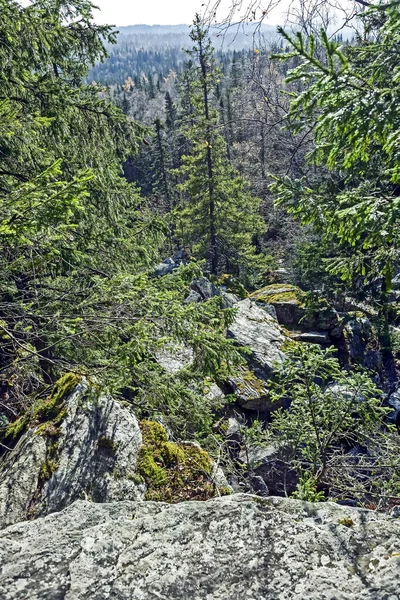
[137,420,219,503]
[4,373,80,445]
[281,338,301,352]
[214,274,248,299]
[338,517,354,527]
[98,436,119,453]
[218,486,232,496]
[237,369,267,395]
[250,284,305,306]
[32,372,80,424]
[6,415,28,440]
[39,457,59,482]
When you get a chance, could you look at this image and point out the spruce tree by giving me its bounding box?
[173,16,265,281]
[0,0,241,428]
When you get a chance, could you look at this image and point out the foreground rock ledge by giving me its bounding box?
[1,494,400,600]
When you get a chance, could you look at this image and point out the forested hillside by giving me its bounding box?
[87,22,278,84]
[1,0,400,525]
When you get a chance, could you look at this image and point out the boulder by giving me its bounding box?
[190,276,239,308]
[251,284,304,325]
[183,290,203,303]
[153,249,189,277]
[226,299,286,411]
[227,299,285,377]
[192,276,221,300]
[251,284,340,332]
[345,317,382,372]
[240,444,298,496]
[387,389,400,426]
[0,376,144,529]
[1,494,400,599]
[156,344,194,374]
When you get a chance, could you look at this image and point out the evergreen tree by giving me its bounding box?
[165,92,177,131]
[173,16,265,281]
[272,5,400,296]
[0,0,241,429]
[153,118,174,210]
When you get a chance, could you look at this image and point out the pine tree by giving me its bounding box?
[173,16,265,281]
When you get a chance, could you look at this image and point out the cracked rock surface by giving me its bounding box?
[1,493,400,599]
[0,381,144,530]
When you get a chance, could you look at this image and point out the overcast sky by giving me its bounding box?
[91,0,287,26]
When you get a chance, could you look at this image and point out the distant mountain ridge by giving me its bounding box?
[112,22,278,51]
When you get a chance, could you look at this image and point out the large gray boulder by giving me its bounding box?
[227,299,286,377]
[250,285,340,332]
[226,299,286,410]
[0,378,144,529]
[1,494,400,599]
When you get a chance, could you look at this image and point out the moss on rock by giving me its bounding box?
[250,284,304,306]
[137,420,226,503]
[213,274,248,299]
[4,372,81,444]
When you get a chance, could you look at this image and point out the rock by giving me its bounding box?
[290,331,330,344]
[226,299,286,411]
[249,474,269,496]
[225,417,243,442]
[346,317,372,362]
[387,389,400,426]
[192,276,221,300]
[204,382,225,404]
[344,317,382,372]
[185,277,239,307]
[220,291,239,308]
[227,367,272,411]
[392,272,400,290]
[1,494,400,599]
[154,256,176,277]
[183,290,203,303]
[251,284,340,332]
[240,445,298,496]
[227,299,285,378]
[251,284,304,325]
[153,249,189,277]
[156,344,194,374]
[0,377,144,529]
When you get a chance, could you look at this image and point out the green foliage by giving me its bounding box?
[172,16,266,283]
[272,5,400,295]
[270,343,392,502]
[0,1,244,437]
[292,472,325,503]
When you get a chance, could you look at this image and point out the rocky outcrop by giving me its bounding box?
[1,493,400,599]
[184,276,239,308]
[227,299,286,376]
[0,377,228,530]
[0,376,144,529]
[250,284,340,335]
[153,249,189,277]
[226,299,286,411]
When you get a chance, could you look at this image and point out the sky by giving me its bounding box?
[91,0,288,26]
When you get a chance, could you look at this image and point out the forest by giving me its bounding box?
[1,0,400,515]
